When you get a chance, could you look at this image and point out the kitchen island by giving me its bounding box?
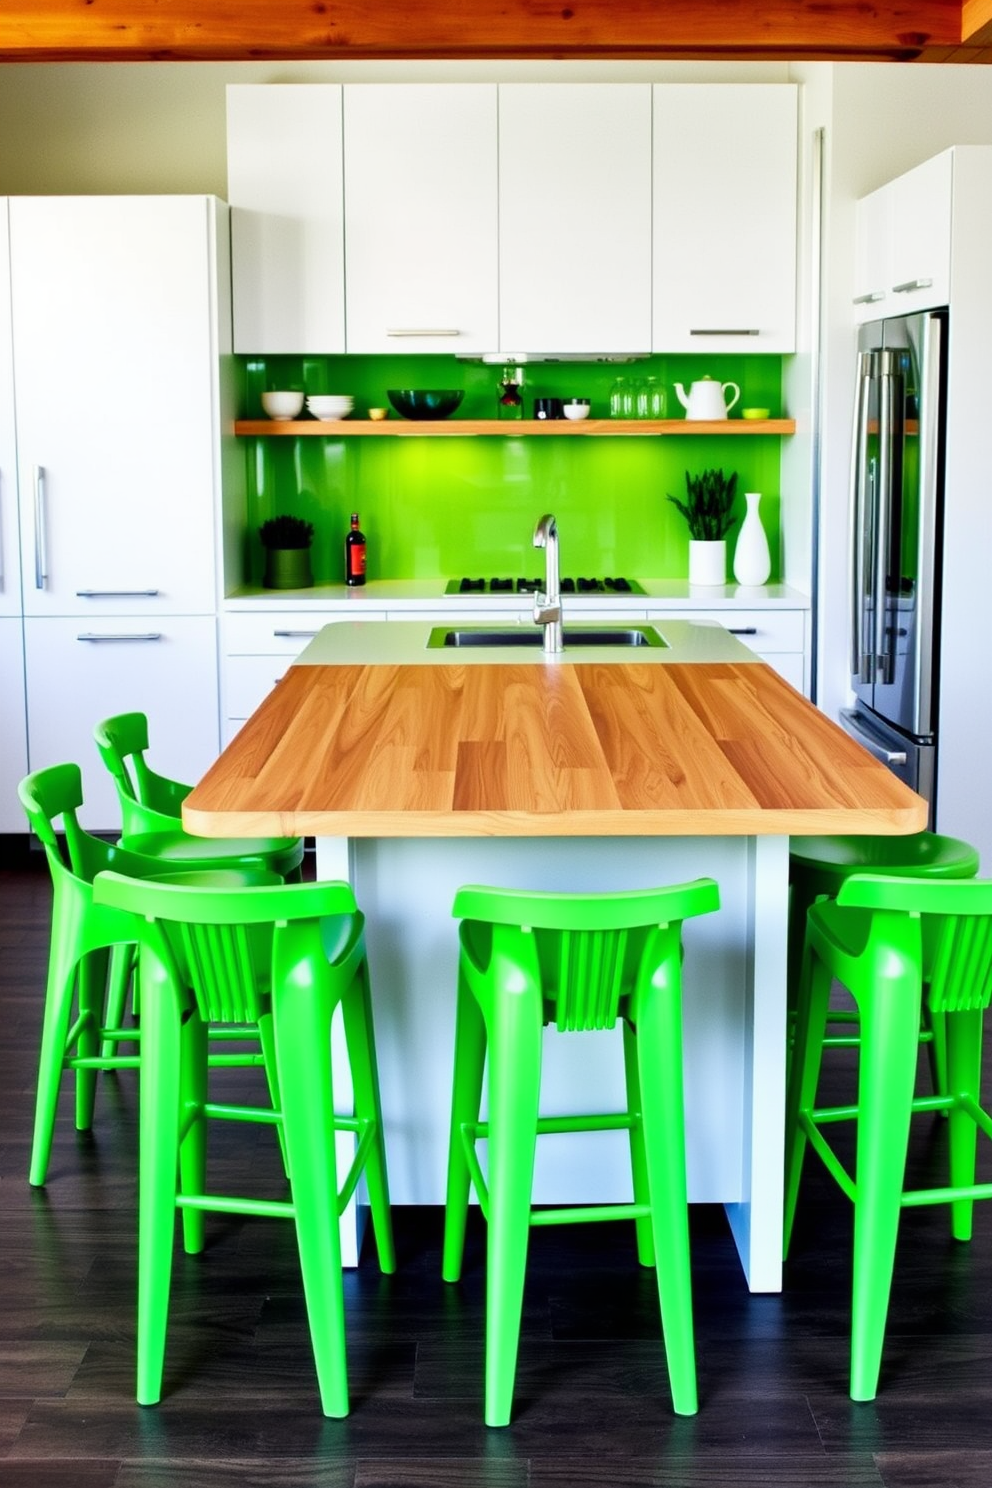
[184,619,926,1290]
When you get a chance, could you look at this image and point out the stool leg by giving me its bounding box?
[634,947,697,1417]
[177,1009,208,1256]
[783,943,832,1257]
[29,943,79,1187]
[849,958,921,1402]
[442,972,488,1285]
[75,948,108,1130]
[946,1007,983,1242]
[272,963,349,1419]
[341,958,395,1273]
[102,943,136,1059]
[136,948,184,1407]
[484,987,542,1428]
[622,1018,655,1268]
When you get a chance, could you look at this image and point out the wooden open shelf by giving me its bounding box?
[235,417,795,438]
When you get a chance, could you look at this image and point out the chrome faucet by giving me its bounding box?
[532,513,563,654]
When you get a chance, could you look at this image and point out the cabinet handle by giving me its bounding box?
[76,588,161,598]
[33,465,48,590]
[273,629,319,638]
[386,328,460,338]
[852,291,885,305]
[689,328,759,336]
[77,632,162,642]
[728,626,758,635]
[892,278,933,294]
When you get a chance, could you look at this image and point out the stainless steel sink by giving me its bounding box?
[427,625,667,649]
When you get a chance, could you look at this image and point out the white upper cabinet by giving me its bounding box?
[10,196,225,617]
[0,199,20,620]
[853,150,952,322]
[343,84,499,356]
[227,84,346,354]
[498,84,652,355]
[652,84,798,353]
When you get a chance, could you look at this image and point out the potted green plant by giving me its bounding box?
[259,514,315,590]
[666,468,738,585]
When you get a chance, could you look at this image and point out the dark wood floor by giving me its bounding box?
[4,838,992,1486]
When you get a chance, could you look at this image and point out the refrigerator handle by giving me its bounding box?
[914,314,943,729]
[874,355,896,673]
[849,350,872,677]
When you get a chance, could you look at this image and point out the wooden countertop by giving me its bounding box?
[185,657,927,839]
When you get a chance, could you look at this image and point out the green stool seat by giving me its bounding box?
[93,711,304,880]
[18,764,274,1189]
[442,877,720,1426]
[92,871,396,1418]
[784,873,992,1400]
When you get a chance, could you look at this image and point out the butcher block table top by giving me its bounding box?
[185,624,926,840]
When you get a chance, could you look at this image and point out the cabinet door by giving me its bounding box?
[10,196,222,618]
[0,199,19,620]
[343,84,499,355]
[852,185,891,322]
[227,84,346,354]
[0,618,27,831]
[24,615,220,831]
[498,84,652,355]
[652,85,798,353]
[887,151,952,314]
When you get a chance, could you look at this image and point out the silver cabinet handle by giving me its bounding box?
[852,291,885,305]
[849,350,872,677]
[33,465,48,590]
[386,328,460,337]
[689,328,759,336]
[272,629,319,638]
[76,588,160,598]
[892,278,933,293]
[77,632,162,642]
[840,709,908,766]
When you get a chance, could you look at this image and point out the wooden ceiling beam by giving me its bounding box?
[0,1,971,64]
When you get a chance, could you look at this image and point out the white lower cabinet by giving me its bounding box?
[1,617,27,832]
[24,616,221,831]
[664,607,808,693]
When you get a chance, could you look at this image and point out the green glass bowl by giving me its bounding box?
[387,389,465,420]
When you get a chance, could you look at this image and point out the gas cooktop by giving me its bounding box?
[446,576,645,596]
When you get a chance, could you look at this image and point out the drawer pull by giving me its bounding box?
[689,328,759,337]
[852,291,885,305]
[386,328,460,338]
[76,588,161,598]
[728,626,758,636]
[77,632,162,642]
[273,629,319,639]
[892,278,933,294]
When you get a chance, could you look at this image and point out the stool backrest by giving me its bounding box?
[835,874,992,1014]
[19,762,166,890]
[93,711,190,831]
[94,873,362,1026]
[454,879,720,1032]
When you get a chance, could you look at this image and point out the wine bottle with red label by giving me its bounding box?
[345,511,366,586]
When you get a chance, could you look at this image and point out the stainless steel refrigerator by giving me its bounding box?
[840,309,946,818]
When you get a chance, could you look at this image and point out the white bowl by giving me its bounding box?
[563,401,591,421]
[306,394,354,421]
[261,390,304,421]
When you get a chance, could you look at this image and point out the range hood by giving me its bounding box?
[461,351,651,364]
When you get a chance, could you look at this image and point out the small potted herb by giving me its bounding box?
[259,514,315,590]
[666,469,738,585]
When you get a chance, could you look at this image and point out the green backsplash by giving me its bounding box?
[239,353,785,585]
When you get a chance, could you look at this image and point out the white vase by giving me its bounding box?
[688,539,727,586]
[733,491,771,587]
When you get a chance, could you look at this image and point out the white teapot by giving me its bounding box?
[675,376,741,421]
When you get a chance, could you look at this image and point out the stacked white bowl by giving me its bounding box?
[261,390,304,420]
[306,394,354,420]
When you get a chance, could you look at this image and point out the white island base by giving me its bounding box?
[318,831,788,1293]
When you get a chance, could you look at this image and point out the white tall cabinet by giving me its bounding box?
[0,200,28,833]
[8,196,231,828]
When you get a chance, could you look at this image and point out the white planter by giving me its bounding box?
[688,539,727,586]
[733,491,772,586]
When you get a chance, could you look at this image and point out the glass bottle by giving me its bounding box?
[497,364,524,420]
[609,376,627,419]
[345,511,367,587]
[645,376,667,419]
[633,377,649,419]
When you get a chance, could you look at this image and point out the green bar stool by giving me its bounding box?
[788,832,980,1081]
[93,711,304,880]
[92,871,396,1418]
[442,877,721,1427]
[18,764,275,1189]
[784,873,992,1400]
